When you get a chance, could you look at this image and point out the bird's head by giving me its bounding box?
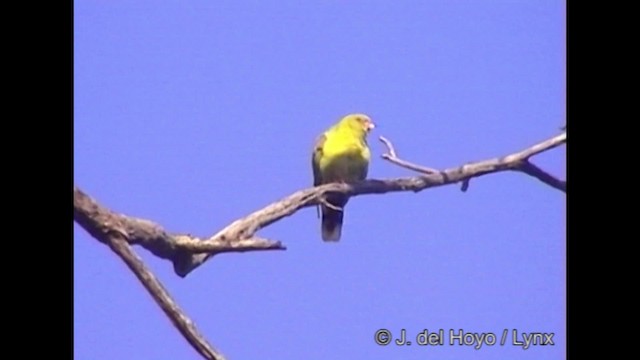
[339,113,375,137]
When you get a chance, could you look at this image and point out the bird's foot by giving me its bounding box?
[319,197,344,212]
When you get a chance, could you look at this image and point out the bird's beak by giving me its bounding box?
[366,121,375,132]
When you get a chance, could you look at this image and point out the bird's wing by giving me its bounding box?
[312,133,327,187]
[312,133,328,219]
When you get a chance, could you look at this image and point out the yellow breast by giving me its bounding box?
[320,136,370,183]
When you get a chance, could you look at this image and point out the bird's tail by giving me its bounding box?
[321,195,348,242]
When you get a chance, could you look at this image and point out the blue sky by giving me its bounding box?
[74,1,566,359]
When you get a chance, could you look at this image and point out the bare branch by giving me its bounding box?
[503,132,566,161]
[73,187,285,263]
[174,235,284,254]
[176,132,565,276]
[73,193,226,360]
[516,160,566,192]
[380,132,566,192]
[107,234,225,360]
[73,188,289,359]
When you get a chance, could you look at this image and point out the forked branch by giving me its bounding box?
[73,190,229,360]
[378,132,566,192]
[176,131,566,276]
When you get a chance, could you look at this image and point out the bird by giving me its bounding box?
[311,113,375,241]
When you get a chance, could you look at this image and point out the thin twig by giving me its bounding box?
[378,136,439,174]
[378,136,398,157]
